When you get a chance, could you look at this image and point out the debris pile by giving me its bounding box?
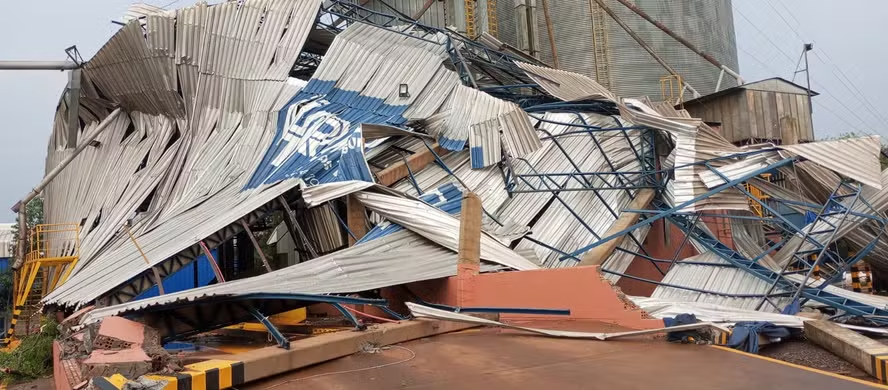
[58,316,179,385]
[9,0,888,387]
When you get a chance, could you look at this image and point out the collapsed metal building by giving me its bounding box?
[9,0,888,344]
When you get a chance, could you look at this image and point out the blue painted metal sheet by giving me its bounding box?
[134,251,217,300]
[246,82,412,190]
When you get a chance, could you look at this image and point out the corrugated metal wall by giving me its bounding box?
[605,0,739,100]
[533,0,738,100]
[534,0,596,79]
[372,0,738,101]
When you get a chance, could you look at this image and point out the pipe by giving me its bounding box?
[11,108,122,269]
[0,61,80,70]
[412,0,435,20]
[588,0,701,98]
[610,0,744,85]
[13,108,122,213]
[540,0,560,69]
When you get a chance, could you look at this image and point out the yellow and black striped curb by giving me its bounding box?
[872,353,888,384]
[3,307,22,341]
[93,359,245,390]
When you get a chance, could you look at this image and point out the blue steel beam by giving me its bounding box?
[559,158,797,261]
[663,203,888,319]
[248,307,291,349]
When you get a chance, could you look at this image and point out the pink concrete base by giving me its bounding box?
[97,316,146,345]
[410,265,662,330]
[303,266,660,330]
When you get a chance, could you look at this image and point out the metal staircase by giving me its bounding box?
[659,199,888,319]
[2,223,80,345]
[486,0,498,38]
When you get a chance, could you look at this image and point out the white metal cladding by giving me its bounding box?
[631,296,808,328]
[516,61,616,102]
[772,168,888,269]
[43,1,325,307]
[352,191,540,271]
[391,110,650,270]
[778,136,883,190]
[0,224,13,259]
[651,252,791,312]
[408,302,728,339]
[81,230,459,325]
[619,99,748,212]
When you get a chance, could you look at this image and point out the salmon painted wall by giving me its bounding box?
[618,219,697,296]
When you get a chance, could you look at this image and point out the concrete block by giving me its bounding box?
[198,318,481,384]
[81,348,153,379]
[96,316,146,346]
[804,320,888,382]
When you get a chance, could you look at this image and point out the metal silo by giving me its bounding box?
[345,1,738,101]
[532,0,739,100]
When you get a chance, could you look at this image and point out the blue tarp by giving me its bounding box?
[727,322,791,354]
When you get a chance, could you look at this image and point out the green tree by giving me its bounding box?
[9,197,44,257]
[2,197,43,316]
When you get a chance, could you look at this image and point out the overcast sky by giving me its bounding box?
[0,0,885,222]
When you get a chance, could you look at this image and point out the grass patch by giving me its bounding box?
[0,317,59,383]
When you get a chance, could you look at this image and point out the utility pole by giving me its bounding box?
[803,43,814,113]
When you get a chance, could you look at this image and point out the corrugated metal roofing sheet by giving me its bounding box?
[778,135,882,190]
[81,231,459,325]
[516,61,616,102]
[353,191,539,271]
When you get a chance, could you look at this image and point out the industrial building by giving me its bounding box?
[2,1,887,389]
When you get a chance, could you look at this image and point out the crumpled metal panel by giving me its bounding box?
[778,135,882,190]
[516,61,616,102]
[353,191,540,271]
[81,234,460,325]
[407,302,728,339]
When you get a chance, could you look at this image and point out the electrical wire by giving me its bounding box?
[757,0,888,134]
[738,46,871,135]
[262,345,417,389]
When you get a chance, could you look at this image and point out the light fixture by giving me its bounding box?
[399,83,410,98]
